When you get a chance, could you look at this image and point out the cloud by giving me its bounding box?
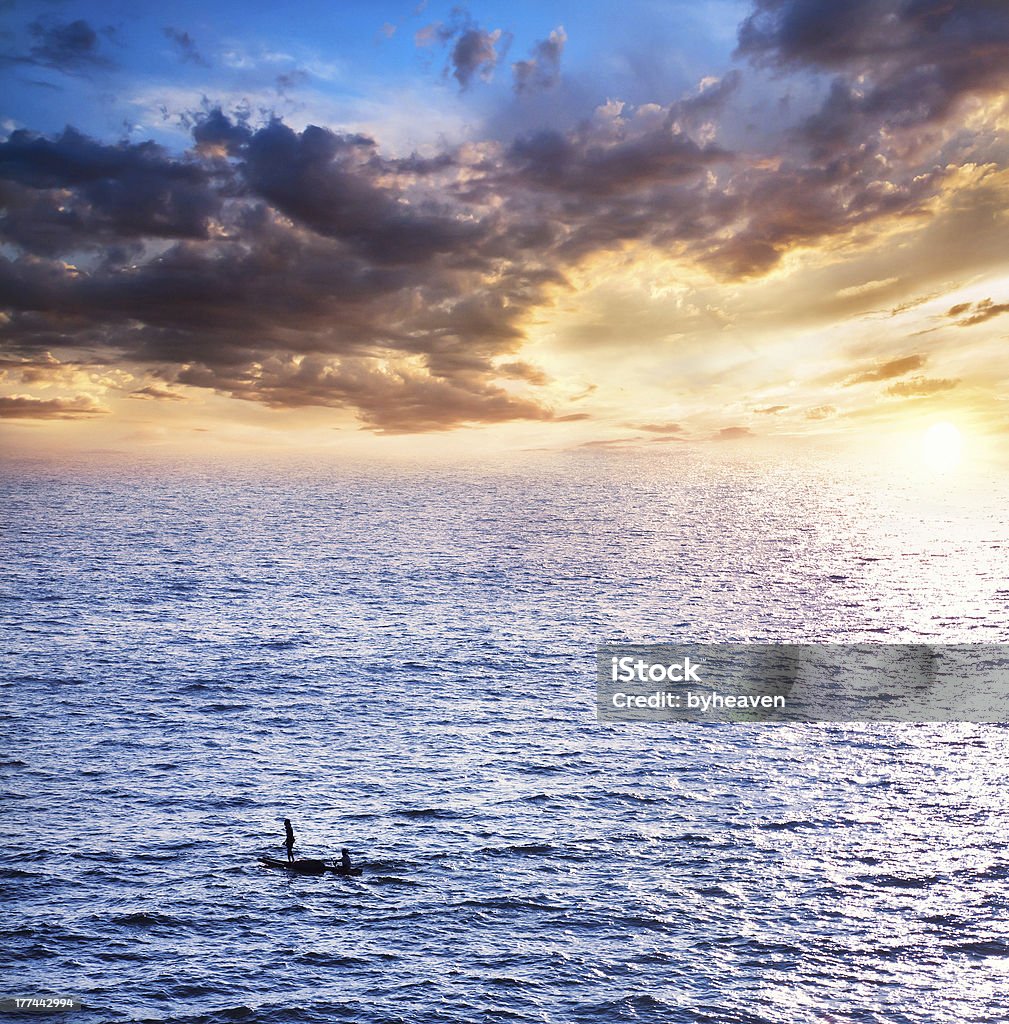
[496,360,551,385]
[413,24,440,47]
[0,393,108,419]
[130,385,186,401]
[276,69,309,92]
[512,26,566,94]
[805,404,835,419]
[0,127,218,251]
[451,26,504,88]
[178,355,558,433]
[737,0,1009,157]
[836,276,899,299]
[191,107,252,156]
[0,351,61,378]
[886,376,959,397]
[415,9,508,90]
[754,404,788,414]
[0,97,989,433]
[506,121,728,200]
[738,0,907,70]
[715,426,753,440]
[577,436,640,449]
[724,0,1009,289]
[633,421,683,433]
[4,0,1009,437]
[22,18,112,73]
[164,27,208,67]
[947,297,1009,327]
[0,114,573,432]
[846,354,926,385]
[235,120,482,264]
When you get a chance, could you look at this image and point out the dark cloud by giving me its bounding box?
[416,9,507,90]
[451,26,503,88]
[886,376,959,396]
[0,114,569,431]
[846,354,926,385]
[0,127,200,190]
[0,394,108,419]
[23,18,112,73]
[738,0,901,68]
[0,128,217,251]
[507,125,728,199]
[238,120,483,265]
[715,426,753,440]
[164,27,208,67]
[512,26,566,94]
[738,0,1009,158]
[191,107,252,156]
[733,0,1008,278]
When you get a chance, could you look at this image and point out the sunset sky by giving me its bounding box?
[1,0,1008,458]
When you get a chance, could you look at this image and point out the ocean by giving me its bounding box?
[2,448,1008,1023]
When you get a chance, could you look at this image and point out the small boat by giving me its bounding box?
[260,856,329,875]
[259,856,362,877]
[332,865,363,877]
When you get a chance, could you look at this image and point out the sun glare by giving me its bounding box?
[921,421,963,471]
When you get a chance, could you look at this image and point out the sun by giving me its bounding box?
[921,421,963,471]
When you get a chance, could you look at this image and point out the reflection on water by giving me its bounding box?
[1,449,1007,1022]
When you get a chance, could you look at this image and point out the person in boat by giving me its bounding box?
[283,818,296,862]
[336,848,352,874]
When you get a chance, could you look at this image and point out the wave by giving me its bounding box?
[396,807,461,819]
[110,911,180,928]
[858,872,943,890]
[479,843,555,856]
[943,938,1009,958]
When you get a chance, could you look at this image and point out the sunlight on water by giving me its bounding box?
[1,448,1008,1023]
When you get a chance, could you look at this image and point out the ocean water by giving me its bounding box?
[2,448,1008,1023]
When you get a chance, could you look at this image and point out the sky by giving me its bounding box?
[1,0,1008,460]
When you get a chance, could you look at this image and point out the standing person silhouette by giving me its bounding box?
[283,818,296,862]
